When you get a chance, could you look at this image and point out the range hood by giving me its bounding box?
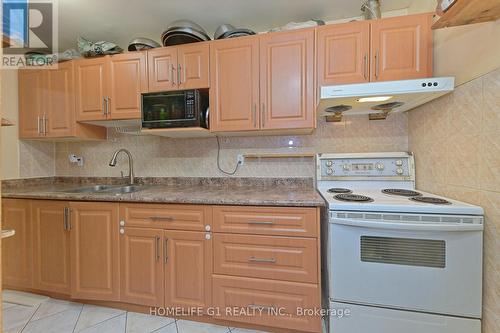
[318,77,455,120]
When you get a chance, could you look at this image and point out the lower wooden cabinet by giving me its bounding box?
[120,227,164,307]
[164,230,212,309]
[32,201,71,294]
[69,202,120,301]
[1,199,33,288]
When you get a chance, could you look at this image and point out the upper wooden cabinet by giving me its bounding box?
[211,29,315,133]
[32,200,71,295]
[18,62,105,140]
[75,53,147,121]
[210,36,260,132]
[1,199,33,288]
[260,29,315,130]
[317,13,433,85]
[370,13,433,81]
[148,43,209,92]
[69,202,120,301]
[317,21,370,85]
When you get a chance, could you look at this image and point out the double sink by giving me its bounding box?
[59,184,147,195]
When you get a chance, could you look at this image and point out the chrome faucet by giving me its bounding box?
[109,149,135,185]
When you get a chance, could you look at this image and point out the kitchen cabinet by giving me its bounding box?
[69,202,120,301]
[317,13,433,85]
[32,200,71,294]
[120,227,164,307]
[164,230,212,309]
[75,53,147,121]
[371,13,433,81]
[147,43,209,92]
[1,199,33,288]
[317,21,370,85]
[259,29,315,130]
[210,36,260,132]
[18,69,45,138]
[19,62,106,139]
[211,29,315,133]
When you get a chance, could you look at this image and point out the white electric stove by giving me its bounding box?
[317,152,483,333]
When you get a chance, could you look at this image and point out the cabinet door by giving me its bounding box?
[317,21,370,85]
[18,69,44,138]
[120,227,164,307]
[260,29,315,130]
[210,37,260,132]
[178,43,210,90]
[147,47,178,92]
[70,202,120,301]
[164,231,212,309]
[75,57,107,121]
[1,199,32,288]
[45,61,75,137]
[32,201,70,294]
[371,13,433,81]
[108,53,147,120]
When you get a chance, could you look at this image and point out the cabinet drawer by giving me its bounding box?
[214,234,318,283]
[212,275,321,333]
[213,206,318,237]
[120,204,212,231]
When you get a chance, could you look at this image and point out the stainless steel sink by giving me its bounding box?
[101,185,147,195]
[59,185,118,193]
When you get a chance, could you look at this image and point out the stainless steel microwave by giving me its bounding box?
[141,90,209,129]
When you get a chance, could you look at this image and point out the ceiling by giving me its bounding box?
[57,0,411,51]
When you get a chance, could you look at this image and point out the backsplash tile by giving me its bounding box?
[409,67,500,333]
[53,114,409,178]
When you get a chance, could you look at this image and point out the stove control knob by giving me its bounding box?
[342,164,350,171]
[326,168,334,175]
[396,160,403,166]
[396,168,404,175]
[376,163,385,171]
[326,160,333,167]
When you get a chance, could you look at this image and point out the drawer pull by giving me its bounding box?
[150,216,173,221]
[248,256,276,264]
[248,220,274,225]
[248,304,275,312]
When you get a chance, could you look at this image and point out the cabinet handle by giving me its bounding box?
[252,104,257,128]
[106,97,111,115]
[43,116,47,135]
[248,304,275,312]
[171,64,176,85]
[363,54,368,80]
[248,220,274,225]
[63,207,68,231]
[248,256,276,263]
[177,64,182,85]
[155,236,160,262]
[103,98,107,116]
[164,238,169,263]
[149,216,173,221]
[37,116,41,134]
[261,103,266,128]
[66,208,72,230]
[375,50,379,79]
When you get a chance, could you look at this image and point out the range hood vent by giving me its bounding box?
[318,77,455,119]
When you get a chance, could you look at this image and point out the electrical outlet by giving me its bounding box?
[237,154,245,165]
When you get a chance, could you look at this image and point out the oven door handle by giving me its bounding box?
[332,218,484,232]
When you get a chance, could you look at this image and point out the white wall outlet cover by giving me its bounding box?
[237,154,245,165]
[68,154,84,167]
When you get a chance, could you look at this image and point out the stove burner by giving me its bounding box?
[382,189,422,197]
[328,188,352,194]
[334,194,373,203]
[410,196,452,205]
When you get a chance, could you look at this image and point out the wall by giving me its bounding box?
[408,0,500,85]
[408,68,500,333]
[0,70,55,180]
[55,114,408,178]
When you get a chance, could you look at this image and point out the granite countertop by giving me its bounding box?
[2,177,325,207]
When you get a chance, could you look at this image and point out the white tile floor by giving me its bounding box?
[2,299,269,333]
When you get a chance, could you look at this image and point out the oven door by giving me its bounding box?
[329,214,483,318]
